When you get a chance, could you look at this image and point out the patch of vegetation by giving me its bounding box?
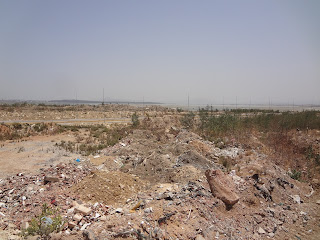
[305,145,320,166]
[288,169,301,181]
[196,109,320,140]
[21,203,65,239]
[180,111,195,129]
[131,112,140,127]
[34,123,48,132]
[219,156,235,172]
[57,124,131,156]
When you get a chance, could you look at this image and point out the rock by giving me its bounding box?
[80,223,90,231]
[8,235,20,240]
[83,230,96,240]
[44,176,59,184]
[195,235,206,240]
[253,214,263,224]
[258,227,266,234]
[316,200,320,205]
[50,232,62,240]
[26,236,40,240]
[75,205,92,215]
[68,221,77,229]
[205,169,239,208]
[73,214,83,222]
[144,207,153,213]
[268,232,275,237]
[115,208,123,213]
[291,195,301,204]
[100,215,107,221]
[20,221,29,230]
[67,208,75,215]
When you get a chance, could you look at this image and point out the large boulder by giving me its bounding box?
[205,169,239,208]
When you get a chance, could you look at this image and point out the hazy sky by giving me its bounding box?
[0,0,319,105]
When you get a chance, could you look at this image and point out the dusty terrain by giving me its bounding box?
[0,104,319,240]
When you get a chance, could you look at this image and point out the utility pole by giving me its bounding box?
[222,96,224,111]
[236,96,238,109]
[188,94,190,111]
[102,88,104,105]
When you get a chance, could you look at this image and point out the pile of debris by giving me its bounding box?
[1,120,320,239]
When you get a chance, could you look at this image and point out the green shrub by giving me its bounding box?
[180,112,195,129]
[131,112,140,127]
[288,169,301,181]
[21,204,65,239]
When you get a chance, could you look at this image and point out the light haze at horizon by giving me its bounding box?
[0,0,319,105]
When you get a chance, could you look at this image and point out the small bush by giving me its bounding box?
[131,112,140,127]
[21,204,65,239]
[288,169,301,181]
[180,112,195,129]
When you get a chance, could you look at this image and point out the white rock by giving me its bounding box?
[80,223,90,231]
[115,208,123,213]
[258,227,266,234]
[268,232,275,237]
[144,207,153,213]
[291,195,301,204]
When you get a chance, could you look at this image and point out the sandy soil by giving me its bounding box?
[0,134,78,178]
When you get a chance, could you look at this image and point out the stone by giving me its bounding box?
[73,214,83,222]
[144,207,153,213]
[291,195,301,204]
[316,200,320,205]
[258,227,266,234]
[26,236,40,240]
[67,208,75,215]
[21,221,29,230]
[80,223,90,231]
[268,232,275,237]
[253,214,263,224]
[44,176,59,184]
[205,169,239,208]
[115,208,123,213]
[195,235,206,240]
[75,205,92,215]
[83,230,96,240]
[68,221,77,229]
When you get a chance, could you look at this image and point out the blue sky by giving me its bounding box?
[0,0,319,104]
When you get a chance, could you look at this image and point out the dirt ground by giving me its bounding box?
[0,105,319,240]
[0,134,78,178]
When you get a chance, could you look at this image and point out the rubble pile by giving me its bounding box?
[0,112,320,239]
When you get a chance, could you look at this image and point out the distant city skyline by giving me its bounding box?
[1,1,319,105]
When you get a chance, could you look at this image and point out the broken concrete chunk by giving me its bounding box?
[205,169,239,208]
[291,195,301,204]
[83,230,96,240]
[75,205,92,216]
[195,235,206,240]
[73,214,83,222]
[258,227,266,234]
[44,176,59,184]
[115,208,123,213]
[68,221,77,229]
[20,221,29,230]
